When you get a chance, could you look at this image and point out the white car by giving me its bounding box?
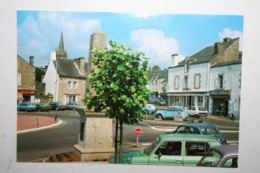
[186,106,208,118]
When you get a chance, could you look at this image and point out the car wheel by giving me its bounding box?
[158,114,164,120]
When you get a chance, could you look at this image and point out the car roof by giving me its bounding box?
[210,145,238,156]
[159,133,218,141]
[178,123,218,129]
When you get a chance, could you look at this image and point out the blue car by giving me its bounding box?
[17,102,37,112]
[155,106,188,120]
[174,124,227,144]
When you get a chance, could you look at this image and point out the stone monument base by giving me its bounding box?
[74,108,114,162]
[73,144,114,162]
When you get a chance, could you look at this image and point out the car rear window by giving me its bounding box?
[198,107,207,111]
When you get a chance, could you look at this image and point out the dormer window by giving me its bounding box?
[184,61,190,72]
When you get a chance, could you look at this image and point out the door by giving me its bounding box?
[183,141,210,166]
[149,141,183,165]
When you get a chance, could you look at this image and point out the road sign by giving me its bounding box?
[135,127,142,137]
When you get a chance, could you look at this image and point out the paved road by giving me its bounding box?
[17,110,239,162]
[17,111,80,162]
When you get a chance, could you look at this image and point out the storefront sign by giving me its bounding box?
[18,90,35,95]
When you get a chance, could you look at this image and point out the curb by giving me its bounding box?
[17,119,63,134]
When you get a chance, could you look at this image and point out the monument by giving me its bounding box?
[73,31,114,161]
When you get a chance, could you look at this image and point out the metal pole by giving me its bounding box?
[136,136,139,147]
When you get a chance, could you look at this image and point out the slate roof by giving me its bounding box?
[173,38,240,68]
[54,59,87,79]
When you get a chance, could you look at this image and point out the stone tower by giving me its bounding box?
[86,31,107,91]
[56,31,68,59]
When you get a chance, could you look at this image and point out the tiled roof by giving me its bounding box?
[54,59,87,79]
[175,38,239,67]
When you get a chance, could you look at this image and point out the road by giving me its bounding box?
[17,110,239,162]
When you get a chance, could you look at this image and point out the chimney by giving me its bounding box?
[29,56,34,66]
[75,57,86,75]
[214,42,224,55]
[171,54,179,67]
[223,37,231,43]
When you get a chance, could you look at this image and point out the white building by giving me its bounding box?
[167,38,241,117]
[42,32,87,105]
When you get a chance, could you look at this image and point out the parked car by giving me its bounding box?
[186,106,208,118]
[17,102,37,112]
[49,102,66,111]
[36,102,51,111]
[155,106,188,120]
[173,124,226,144]
[66,102,80,110]
[157,98,166,106]
[148,94,158,104]
[142,104,157,114]
[197,144,238,168]
[109,133,222,165]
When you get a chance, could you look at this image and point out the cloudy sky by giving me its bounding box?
[17,11,243,69]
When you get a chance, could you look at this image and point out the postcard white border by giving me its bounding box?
[1,0,260,173]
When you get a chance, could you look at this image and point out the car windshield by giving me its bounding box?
[199,150,222,167]
[144,138,159,155]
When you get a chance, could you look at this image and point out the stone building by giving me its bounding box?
[168,38,241,117]
[42,32,87,105]
[17,55,35,104]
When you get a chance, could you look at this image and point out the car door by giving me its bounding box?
[148,141,183,165]
[165,107,175,119]
[183,141,211,166]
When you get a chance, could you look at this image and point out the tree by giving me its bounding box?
[84,40,150,163]
[35,67,45,82]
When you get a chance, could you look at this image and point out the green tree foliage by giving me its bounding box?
[35,67,45,82]
[84,40,150,163]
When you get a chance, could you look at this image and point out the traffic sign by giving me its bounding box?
[135,127,142,137]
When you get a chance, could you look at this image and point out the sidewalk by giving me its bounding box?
[17,115,62,134]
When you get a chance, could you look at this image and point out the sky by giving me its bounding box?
[17,11,243,69]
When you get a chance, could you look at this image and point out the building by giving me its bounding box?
[17,55,35,104]
[168,38,241,117]
[42,32,87,105]
[148,67,168,102]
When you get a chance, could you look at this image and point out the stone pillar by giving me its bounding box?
[73,108,114,162]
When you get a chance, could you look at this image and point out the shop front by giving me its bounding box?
[209,90,231,116]
[17,90,35,104]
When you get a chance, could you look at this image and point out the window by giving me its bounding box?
[17,73,21,86]
[68,81,77,89]
[174,76,180,89]
[194,74,201,89]
[156,141,182,156]
[223,157,238,168]
[68,81,72,89]
[184,76,189,88]
[73,81,77,89]
[185,142,210,156]
[67,95,77,103]
[218,75,224,89]
[184,61,190,72]
[198,96,203,106]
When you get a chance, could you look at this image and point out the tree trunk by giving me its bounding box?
[119,117,123,163]
[114,117,118,163]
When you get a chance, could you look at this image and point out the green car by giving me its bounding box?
[109,134,221,166]
[36,102,51,111]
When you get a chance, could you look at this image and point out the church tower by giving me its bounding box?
[56,31,68,59]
